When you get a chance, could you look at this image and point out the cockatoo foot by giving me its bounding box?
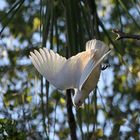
[101,64,110,70]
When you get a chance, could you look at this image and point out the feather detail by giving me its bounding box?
[79,39,111,90]
[86,39,109,57]
[30,48,67,88]
[85,39,96,51]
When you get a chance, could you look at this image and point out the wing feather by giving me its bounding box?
[30,52,43,73]
[79,39,111,90]
[29,54,41,73]
[79,50,111,90]
[86,39,96,50]
[30,39,111,91]
[30,48,67,88]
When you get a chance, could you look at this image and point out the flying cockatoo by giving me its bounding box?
[29,39,111,108]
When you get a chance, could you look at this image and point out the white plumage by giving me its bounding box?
[29,39,111,108]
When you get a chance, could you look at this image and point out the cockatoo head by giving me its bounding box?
[73,89,88,108]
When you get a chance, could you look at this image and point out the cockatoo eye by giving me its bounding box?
[77,100,82,106]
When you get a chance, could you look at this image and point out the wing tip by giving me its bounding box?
[29,55,32,59]
[86,39,110,53]
[86,39,97,51]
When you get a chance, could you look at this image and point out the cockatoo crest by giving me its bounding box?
[29,39,111,108]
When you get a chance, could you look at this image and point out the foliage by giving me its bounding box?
[0,119,26,140]
[0,0,140,139]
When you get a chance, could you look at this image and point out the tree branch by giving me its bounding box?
[66,89,77,140]
[112,29,140,40]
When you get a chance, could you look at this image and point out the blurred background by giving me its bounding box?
[0,0,140,139]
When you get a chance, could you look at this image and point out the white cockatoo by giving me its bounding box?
[29,39,111,108]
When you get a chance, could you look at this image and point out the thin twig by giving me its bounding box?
[0,0,21,22]
[0,0,25,36]
[53,99,58,140]
[40,0,50,138]
[92,88,97,132]
[97,87,107,113]
[112,29,140,40]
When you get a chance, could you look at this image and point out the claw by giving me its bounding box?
[101,64,110,70]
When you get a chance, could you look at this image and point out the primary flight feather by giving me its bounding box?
[29,39,111,108]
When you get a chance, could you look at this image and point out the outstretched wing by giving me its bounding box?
[79,39,111,90]
[29,48,67,88]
